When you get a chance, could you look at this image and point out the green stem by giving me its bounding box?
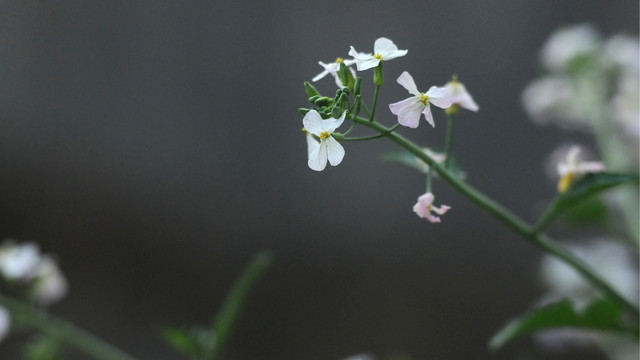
[0,293,138,360]
[426,171,433,193]
[351,116,640,317]
[444,113,456,169]
[369,85,380,122]
[339,124,400,141]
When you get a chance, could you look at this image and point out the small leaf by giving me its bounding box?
[489,299,633,350]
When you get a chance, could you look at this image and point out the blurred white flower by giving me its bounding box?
[389,71,453,128]
[348,37,407,71]
[540,239,638,310]
[444,78,479,112]
[0,306,10,342]
[0,242,41,281]
[303,110,345,171]
[312,58,357,88]
[611,76,640,149]
[31,256,68,305]
[603,34,640,76]
[413,192,451,223]
[540,23,601,70]
[555,146,605,193]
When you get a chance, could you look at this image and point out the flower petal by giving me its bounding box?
[302,110,324,136]
[328,111,346,132]
[308,141,327,171]
[354,58,380,71]
[426,86,453,109]
[422,105,435,127]
[390,97,424,128]
[374,37,398,54]
[306,133,320,156]
[381,49,408,61]
[324,136,345,166]
[431,204,451,215]
[577,161,606,174]
[396,71,420,96]
[455,92,479,112]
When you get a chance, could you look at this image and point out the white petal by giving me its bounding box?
[312,69,329,82]
[374,37,398,54]
[348,46,373,61]
[302,110,324,136]
[306,133,320,156]
[577,161,606,174]
[381,49,408,61]
[328,111,346,132]
[426,86,453,109]
[308,141,327,171]
[396,71,420,96]
[422,105,435,127]
[324,137,345,166]
[455,92,479,112]
[354,58,380,71]
[431,204,451,215]
[389,97,424,128]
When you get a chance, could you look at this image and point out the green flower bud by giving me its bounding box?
[298,108,311,115]
[338,62,355,90]
[304,82,321,98]
[314,97,334,106]
[373,62,384,86]
[353,95,361,116]
[353,77,362,96]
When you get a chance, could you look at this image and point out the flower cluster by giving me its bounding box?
[302,37,480,223]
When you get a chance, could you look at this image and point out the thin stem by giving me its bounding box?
[351,116,640,317]
[369,85,380,122]
[339,124,400,141]
[0,293,138,360]
[444,113,456,169]
[426,171,433,193]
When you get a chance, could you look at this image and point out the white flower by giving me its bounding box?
[556,146,605,193]
[0,242,41,281]
[602,34,639,75]
[412,192,451,223]
[540,23,600,70]
[312,58,357,88]
[445,78,479,112]
[0,306,9,342]
[389,71,453,128]
[31,256,68,305]
[303,110,345,171]
[348,37,408,71]
[521,76,590,129]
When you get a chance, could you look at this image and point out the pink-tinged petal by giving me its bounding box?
[390,97,424,128]
[425,213,442,223]
[577,161,606,174]
[396,71,420,96]
[308,141,327,171]
[302,110,324,136]
[306,133,320,156]
[324,136,345,166]
[422,105,435,127]
[431,204,451,216]
[426,86,453,109]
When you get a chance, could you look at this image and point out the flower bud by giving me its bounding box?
[373,62,384,86]
[338,62,355,90]
[353,77,362,96]
[304,82,321,98]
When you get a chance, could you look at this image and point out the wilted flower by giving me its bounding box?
[539,23,600,70]
[413,192,451,223]
[0,242,41,281]
[556,146,605,193]
[444,77,479,112]
[389,71,453,128]
[348,37,407,71]
[303,110,345,171]
[31,256,68,305]
[312,58,357,88]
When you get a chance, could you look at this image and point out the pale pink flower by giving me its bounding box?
[445,78,479,112]
[413,192,451,223]
[348,37,407,71]
[389,71,453,128]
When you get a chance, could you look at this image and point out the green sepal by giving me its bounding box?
[298,108,311,115]
[338,62,355,90]
[303,82,321,98]
[373,62,384,86]
[353,77,362,96]
[352,95,361,117]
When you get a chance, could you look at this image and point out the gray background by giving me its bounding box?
[0,1,637,359]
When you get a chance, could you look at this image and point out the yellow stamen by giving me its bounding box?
[557,172,576,193]
[319,131,331,140]
[335,57,343,63]
[373,53,383,60]
[302,127,308,133]
[419,93,430,105]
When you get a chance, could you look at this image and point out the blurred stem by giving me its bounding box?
[209,251,273,360]
[0,293,138,360]
[350,115,640,318]
[426,171,433,193]
[444,113,456,169]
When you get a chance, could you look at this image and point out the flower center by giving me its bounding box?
[302,127,308,133]
[335,57,343,63]
[557,172,576,193]
[319,131,331,140]
[373,53,383,60]
[419,93,430,105]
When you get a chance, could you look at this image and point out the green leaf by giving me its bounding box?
[489,299,635,350]
[534,172,639,233]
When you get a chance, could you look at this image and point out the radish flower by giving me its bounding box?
[389,71,453,128]
[303,110,346,171]
[557,146,605,193]
[348,37,408,71]
[413,192,451,223]
[313,58,357,88]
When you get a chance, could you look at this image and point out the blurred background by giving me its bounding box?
[0,0,637,359]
